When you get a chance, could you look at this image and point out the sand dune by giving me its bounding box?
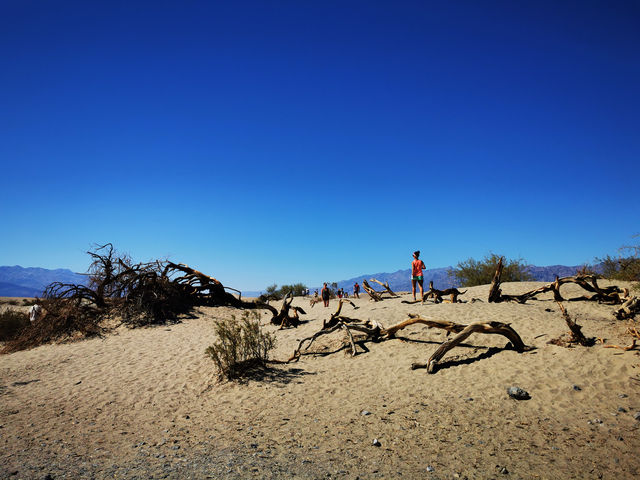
[1,282,639,479]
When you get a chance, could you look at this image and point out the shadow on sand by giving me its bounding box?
[236,365,317,385]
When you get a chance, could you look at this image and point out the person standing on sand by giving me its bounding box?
[353,282,360,298]
[321,282,330,307]
[411,250,426,301]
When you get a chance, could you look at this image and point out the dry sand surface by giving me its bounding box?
[1,282,640,479]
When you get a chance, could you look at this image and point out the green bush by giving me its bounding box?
[597,254,640,281]
[259,282,308,301]
[0,310,30,342]
[597,239,640,284]
[205,311,276,380]
[449,253,533,287]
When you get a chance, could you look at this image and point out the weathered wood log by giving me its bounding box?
[270,291,306,328]
[555,302,594,346]
[487,260,628,307]
[383,315,465,338]
[369,278,398,297]
[487,257,504,303]
[323,298,358,329]
[361,280,383,302]
[613,296,639,320]
[425,281,467,304]
[603,339,637,351]
[286,311,530,374]
[411,321,529,373]
[287,323,344,362]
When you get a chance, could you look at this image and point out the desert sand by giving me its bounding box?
[1,281,639,479]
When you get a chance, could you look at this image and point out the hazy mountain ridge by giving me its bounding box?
[0,266,88,297]
[1,264,596,298]
[316,264,596,295]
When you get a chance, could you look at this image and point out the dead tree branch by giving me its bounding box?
[361,280,383,302]
[424,281,467,304]
[548,302,595,347]
[487,258,630,310]
[286,311,530,374]
[369,278,399,297]
[269,291,307,329]
[410,321,529,373]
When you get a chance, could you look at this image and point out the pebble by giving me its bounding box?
[572,385,581,391]
[507,387,530,400]
[617,407,627,413]
[619,394,628,398]
[360,410,371,416]
[634,412,640,421]
[426,465,435,472]
[500,466,509,474]
[372,438,381,447]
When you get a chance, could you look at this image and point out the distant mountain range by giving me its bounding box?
[0,264,593,298]
[309,264,590,295]
[0,266,88,297]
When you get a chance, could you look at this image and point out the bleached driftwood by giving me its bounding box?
[424,281,467,304]
[547,302,594,347]
[361,280,383,302]
[613,296,640,320]
[270,291,306,329]
[487,257,630,307]
[369,278,399,297]
[409,320,529,373]
[287,311,529,374]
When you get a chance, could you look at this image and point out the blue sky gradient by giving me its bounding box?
[1,1,638,291]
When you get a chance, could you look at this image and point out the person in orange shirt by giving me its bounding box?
[411,250,426,301]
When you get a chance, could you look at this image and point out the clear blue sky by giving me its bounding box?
[1,1,638,291]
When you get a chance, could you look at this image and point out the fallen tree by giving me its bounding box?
[369,278,399,297]
[361,279,383,301]
[487,257,632,314]
[287,304,530,373]
[361,279,400,302]
[424,281,467,304]
[269,291,306,329]
[613,296,640,320]
[1,244,282,353]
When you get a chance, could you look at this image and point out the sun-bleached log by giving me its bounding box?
[322,298,359,329]
[424,281,467,304]
[554,302,594,346]
[486,258,629,307]
[369,278,399,297]
[613,296,640,320]
[270,291,306,329]
[361,279,383,302]
[383,315,465,338]
[410,321,529,373]
[487,257,504,303]
[286,311,530,373]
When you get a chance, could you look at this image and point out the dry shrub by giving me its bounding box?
[1,297,103,353]
[205,311,276,380]
[0,310,30,342]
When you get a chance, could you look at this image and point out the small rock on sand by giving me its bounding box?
[507,387,530,400]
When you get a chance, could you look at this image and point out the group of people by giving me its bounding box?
[317,250,426,307]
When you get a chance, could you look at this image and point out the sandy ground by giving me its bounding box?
[1,282,639,479]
